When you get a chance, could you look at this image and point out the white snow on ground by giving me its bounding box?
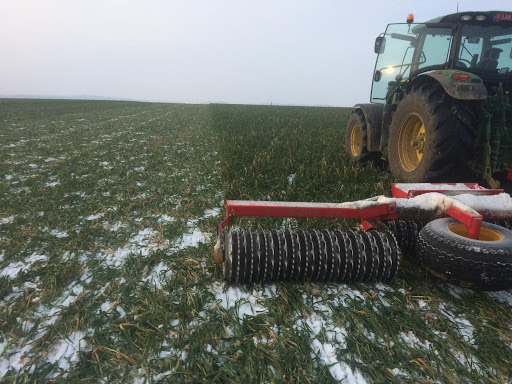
[396,183,474,192]
[158,214,174,223]
[446,284,474,299]
[400,331,432,350]
[438,304,475,345]
[50,229,68,238]
[103,221,126,231]
[94,207,220,269]
[203,207,221,218]
[0,271,91,378]
[45,181,60,187]
[0,250,4,263]
[142,261,173,290]
[177,226,208,250]
[46,330,92,372]
[310,340,367,384]
[0,215,15,225]
[486,290,512,307]
[291,290,368,384]
[209,282,271,320]
[0,253,47,280]
[85,212,105,221]
[174,207,221,250]
[100,228,169,267]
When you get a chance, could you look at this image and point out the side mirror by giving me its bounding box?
[510,47,512,59]
[468,37,480,44]
[374,36,386,54]
[374,70,382,82]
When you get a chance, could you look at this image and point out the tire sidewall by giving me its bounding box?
[388,90,438,182]
[345,111,367,161]
[417,218,512,290]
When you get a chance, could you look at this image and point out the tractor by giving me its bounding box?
[211,11,512,291]
[346,11,512,188]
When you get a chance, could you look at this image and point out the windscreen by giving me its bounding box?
[371,24,453,103]
[458,25,512,74]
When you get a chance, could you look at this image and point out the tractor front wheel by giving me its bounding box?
[388,83,476,182]
[345,110,375,162]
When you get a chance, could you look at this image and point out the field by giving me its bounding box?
[1,98,512,383]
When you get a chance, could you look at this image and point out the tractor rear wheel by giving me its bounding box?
[388,82,476,182]
[416,218,512,291]
[345,110,376,162]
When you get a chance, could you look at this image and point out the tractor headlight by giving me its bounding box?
[461,15,472,21]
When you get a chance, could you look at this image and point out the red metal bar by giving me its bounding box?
[446,205,483,240]
[504,168,512,182]
[218,200,397,234]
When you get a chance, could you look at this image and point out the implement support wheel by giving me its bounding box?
[416,218,512,291]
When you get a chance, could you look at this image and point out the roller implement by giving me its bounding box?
[346,11,512,188]
[213,184,512,290]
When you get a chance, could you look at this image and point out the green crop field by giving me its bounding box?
[1,98,512,383]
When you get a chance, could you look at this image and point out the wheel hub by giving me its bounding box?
[350,125,362,157]
[411,132,425,153]
[398,114,425,172]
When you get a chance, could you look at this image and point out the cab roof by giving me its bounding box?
[426,11,511,24]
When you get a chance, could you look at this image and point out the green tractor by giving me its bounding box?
[346,11,512,187]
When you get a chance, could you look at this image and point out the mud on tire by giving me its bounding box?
[388,82,476,182]
[345,109,378,162]
[416,218,512,291]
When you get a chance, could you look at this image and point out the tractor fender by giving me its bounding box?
[412,71,487,100]
[354,103,384,152]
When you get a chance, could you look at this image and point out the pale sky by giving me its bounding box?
[0,1,509,106]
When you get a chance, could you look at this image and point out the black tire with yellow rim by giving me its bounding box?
[388,82,476,182]
[416,218,512,291]
[345,109,376,162]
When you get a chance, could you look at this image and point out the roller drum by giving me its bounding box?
[224,229,402,284]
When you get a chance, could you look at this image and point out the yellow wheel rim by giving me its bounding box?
[398,114,425,172]
[448,223,503,242]
[350,125,362,157]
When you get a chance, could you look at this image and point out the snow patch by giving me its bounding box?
[486,289,512,307]
[47,330,92,372]
[0,216,15,225]
[142,261,173,289]
[158,214,174,223]
[99,228,169,268]
[210,283,271,320]
[50,229,68,238]
[310,339,367,383]
[85,212,105,221]
[0,253,48,280]
[439,304,475,345]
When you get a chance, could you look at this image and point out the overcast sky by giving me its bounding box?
[0,1,509,106]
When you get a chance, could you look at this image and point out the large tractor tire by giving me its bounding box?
[345,110,377,162]
[416,218,512,291]
[388,82,476,182]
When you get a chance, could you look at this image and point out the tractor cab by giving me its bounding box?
[371,11,512,104]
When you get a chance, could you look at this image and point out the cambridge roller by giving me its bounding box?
[223,229,402,284]
[212,183,512,290]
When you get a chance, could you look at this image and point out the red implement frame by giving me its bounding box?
[217,200,398,234]
[217,183,509,240]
